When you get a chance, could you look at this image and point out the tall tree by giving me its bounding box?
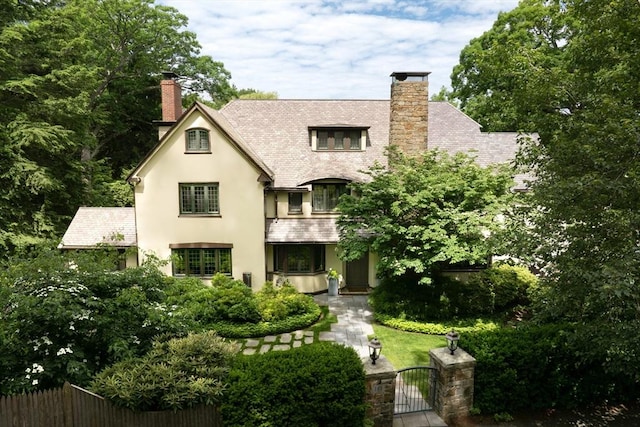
[337,148,514,284]
[0,0,236,253]
[460,0,640,323]
[451,0,571,132]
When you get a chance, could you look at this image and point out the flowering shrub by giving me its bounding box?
[0,249,189,394]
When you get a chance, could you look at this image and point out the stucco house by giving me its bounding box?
[59,71,522,293]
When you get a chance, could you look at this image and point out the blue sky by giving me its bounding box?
[160,0,519,99]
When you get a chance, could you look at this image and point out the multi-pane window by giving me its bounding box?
[180,183,219,215]
[315,129,362,151]
[186,128,210,152]
[288,192,303,214]
[172,248,232,277]
[312,183,348,212]
[274,245,325,273]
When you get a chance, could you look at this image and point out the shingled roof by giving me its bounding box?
[219,99,526,189]
[58,207,136,249]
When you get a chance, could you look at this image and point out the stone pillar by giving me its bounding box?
[362,356,396,427]
[389,71,430,157]
[429,347,476,423]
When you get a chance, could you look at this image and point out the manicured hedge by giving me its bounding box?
[374,313,500,335]
[464,322,640,414]
[222,342,366,427]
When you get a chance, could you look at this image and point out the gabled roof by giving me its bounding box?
[58,207,136,249]
[129,102,274,183]
[219,99,526,189]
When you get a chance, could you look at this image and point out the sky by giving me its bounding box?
[160,0,520,100]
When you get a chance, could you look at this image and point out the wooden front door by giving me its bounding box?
[346,253,369,290]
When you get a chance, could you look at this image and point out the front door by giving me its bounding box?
[346,253,369,291]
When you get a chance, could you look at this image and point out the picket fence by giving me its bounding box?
[0,382,222,427]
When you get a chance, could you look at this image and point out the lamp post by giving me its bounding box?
[368,337,382,364]
[445,329,459,355]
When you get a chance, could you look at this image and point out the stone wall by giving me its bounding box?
[429,347,476,423]
[362,356,395,427]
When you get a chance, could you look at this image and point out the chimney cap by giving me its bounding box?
[390,71,431,82]
[162,71,180,80]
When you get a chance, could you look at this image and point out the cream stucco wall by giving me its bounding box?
[133,110,267,288]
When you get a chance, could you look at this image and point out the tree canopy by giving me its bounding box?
[455,0,640,323]
[0,0,236,254]
[337,148,514,284]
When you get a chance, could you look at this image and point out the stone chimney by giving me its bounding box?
[389,71,430,156]
[157,72,183,139]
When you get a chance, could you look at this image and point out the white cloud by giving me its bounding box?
[160,0,518,99]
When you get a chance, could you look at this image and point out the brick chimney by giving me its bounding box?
[157,72,183,139]
[389,71,430,156]
[160,71,183,122]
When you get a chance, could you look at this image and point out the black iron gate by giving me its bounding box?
[394,366,437,415]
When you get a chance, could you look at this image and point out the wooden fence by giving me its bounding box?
[0,383,222,427]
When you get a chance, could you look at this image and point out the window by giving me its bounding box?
[288,192,303,214]
[180,183,219,215]
[274,245,324,273]
[186,129,210,152]
[172,247,232,277]
[312,183,348,212]
[314,129,363,151]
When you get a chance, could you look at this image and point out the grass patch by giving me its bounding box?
[371,323,445,369]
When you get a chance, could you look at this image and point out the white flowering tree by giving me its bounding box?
[0,249,188,394]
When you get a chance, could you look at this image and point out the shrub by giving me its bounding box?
[208,306,321,338]
[0,253,189,394]
[91,331,238,411]
[464,321,640,414]
[222,342,366,427]
[256,281,318,322]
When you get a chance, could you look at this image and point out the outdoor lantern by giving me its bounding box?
[445,329,460,355]
[368,337,382,364]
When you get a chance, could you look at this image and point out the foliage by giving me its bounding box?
[337,147,514,285]
[0,0,237,256]
[373,313,500,335]
[451,0,571,132]
[443,264,538,317]
[222,342,366,427]
[452,0,640,324]
[91,331,238,411]
[0,249,189,395]
[464,322,640,414]
[167,276,321,337]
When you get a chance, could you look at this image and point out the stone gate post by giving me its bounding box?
[362,355,396,427]
[429,347,476,423]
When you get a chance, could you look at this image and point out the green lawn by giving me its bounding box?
[371,323,446,369]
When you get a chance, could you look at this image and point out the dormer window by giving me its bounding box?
[310,127,367,151]
[186,128,210,152]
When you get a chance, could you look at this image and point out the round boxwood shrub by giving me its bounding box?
[222,342,366,427]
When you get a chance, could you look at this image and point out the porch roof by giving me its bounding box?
[265,218,339,244]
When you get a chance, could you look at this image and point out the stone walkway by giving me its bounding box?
[239,293,447,426]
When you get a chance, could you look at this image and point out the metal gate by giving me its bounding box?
[394,366,437,415]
